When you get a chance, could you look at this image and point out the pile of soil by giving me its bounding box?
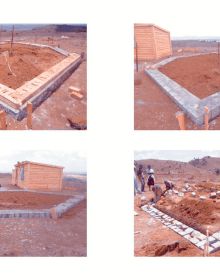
[157,197,220,234]
[159,54,220,99]
[195,182,220,193]
[0,191,71,209]
[0,44,64,89]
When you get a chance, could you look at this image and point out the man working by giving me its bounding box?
[151,180,175,203]
[152,184,163,203]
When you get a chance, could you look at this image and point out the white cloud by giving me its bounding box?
[0,134,86,173]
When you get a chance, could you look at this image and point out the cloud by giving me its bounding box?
[0,150,86,173]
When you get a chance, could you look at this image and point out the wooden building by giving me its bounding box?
[12,161,63,191]
[134,24,172,61]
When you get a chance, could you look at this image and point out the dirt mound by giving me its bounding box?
[138,241,189,256]
[195,182,220,192]
[159,53,220,99]
[0,44,64,89]
[0,191,71,209]
[157,197,220,234]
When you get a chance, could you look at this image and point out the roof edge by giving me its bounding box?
[134,23,170,34]
[15,161,64,169]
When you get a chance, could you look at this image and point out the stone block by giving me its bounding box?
[211,241,220,249]
[178,192,184,197]
[212,231,220,240]
[184,227,194,235]
[189,237,200,245]
[210,192,217,199]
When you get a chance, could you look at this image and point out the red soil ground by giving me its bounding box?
[0,191,71,209]
[0,27,87,130]
[134,195,201,257]
[0,173,87,256]
[157,196,220,235]
[134,42,220,130]
[134,157,220,256]
[0,200,86,256]
[0,44,64,89]
[135,192,220,257]
[134,70,220,130]
[159,54,220,99]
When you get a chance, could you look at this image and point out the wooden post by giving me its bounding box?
[135,41,138,72]
[0,25,2,44]
[218,42,220,67]
[204,227,210,257]
[175,111,185,130]
[10,25,15,56]
[0,110,7,129]
[27,102,33,129]
[204,106,209,130]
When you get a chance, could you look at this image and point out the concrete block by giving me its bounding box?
[208,236,216,244]
[189,237,200,245]
[191,231,206,241]
[210,192,217,199]
[184,227,194,235]
[210,241,220,249]
[197,239,207,249]
[178,192,184,197]
[212,231,220,240]
[184,234,192,240]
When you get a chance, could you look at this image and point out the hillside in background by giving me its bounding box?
[136,156,220,179]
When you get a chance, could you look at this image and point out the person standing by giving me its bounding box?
[134,162,141,195]
[136,164,145,192]
[146,165,155,191]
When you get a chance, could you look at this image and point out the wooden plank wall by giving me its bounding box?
[134,25,172,61]
[153,26,172,59]
[27,163,63,191]
[134,25,156,60]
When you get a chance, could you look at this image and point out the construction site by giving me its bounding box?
[134,23,220,130]
[134,153,220,256]
[0,24,86,130]
[0,161,87,256]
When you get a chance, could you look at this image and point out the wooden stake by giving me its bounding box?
[0,110,7,129]
[204,226,210,257]
[218,42,220,67]
[135,41,138,72]
[204,106,209,130]
[27,102,33,129]
[175,111,185,130]
[10,25,15,56]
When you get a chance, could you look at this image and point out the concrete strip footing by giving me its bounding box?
[145,53,220,126]
[50,195,85,218]
[0,195,85,219]
[141,204,220,254]
[0,42,82,120]
[0,209,50,218]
